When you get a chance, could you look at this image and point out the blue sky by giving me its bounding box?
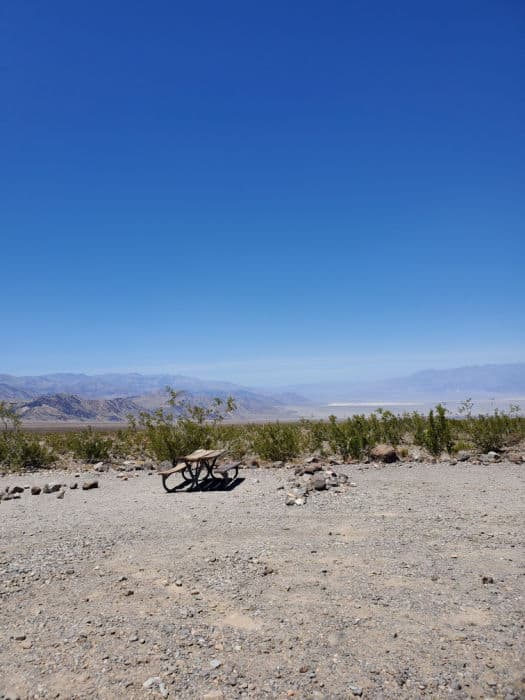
[1,1,524,385]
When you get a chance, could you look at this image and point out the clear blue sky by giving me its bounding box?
[2,1,524,385]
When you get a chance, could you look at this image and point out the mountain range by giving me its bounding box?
[0,363,523,423]
[285,363,525,403]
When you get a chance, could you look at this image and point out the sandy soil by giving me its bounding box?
[1,462,524,699]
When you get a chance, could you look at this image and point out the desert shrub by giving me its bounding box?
[451,439,474,453]
[252,422,302,462]
[0,403,55,470]
[214,423,253,460]
[413,404,452,456]
[8,437,56,470]
[369,409,404,445]
[111,426,147,458]
[298,419,330,455]
[67,427,113,462]
[134,388,237,464]
[466,412,511,453]
[327,414,376,460]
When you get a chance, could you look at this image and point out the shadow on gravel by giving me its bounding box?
[166,477,245,493]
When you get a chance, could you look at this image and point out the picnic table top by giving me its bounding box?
[183,448,226,462]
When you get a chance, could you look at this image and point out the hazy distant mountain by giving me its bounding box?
[1,364,523,422]
[286,363,525,403]
[0,373,305,423]
[0,372,245,399]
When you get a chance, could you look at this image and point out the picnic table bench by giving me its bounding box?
[159,449,241,492]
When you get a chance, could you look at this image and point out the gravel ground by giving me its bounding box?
[1,462,524,700]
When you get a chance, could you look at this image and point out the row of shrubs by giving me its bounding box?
[1,395,524,471]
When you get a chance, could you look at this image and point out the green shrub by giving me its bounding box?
[0,402,56,470]
[414,404,452,456]
[467,412,509,453]
[8,437,56,470]
[327,414,375,460]
[67,427,113,462]
[134,388,236,465]
[252,422,302,462]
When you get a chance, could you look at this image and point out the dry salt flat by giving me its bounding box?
[1,461,524,700]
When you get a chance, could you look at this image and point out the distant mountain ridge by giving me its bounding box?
[16,394,144,423]
[286,363,525,403]
[1,364,523,422]
[0,373,305,423]
[0,372,246,399]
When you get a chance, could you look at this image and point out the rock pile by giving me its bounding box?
[285,462,354,505]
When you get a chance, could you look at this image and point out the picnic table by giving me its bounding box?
[159,449,240,492]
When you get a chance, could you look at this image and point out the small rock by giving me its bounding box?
[370,444,398,463]
[93,462,108,472]
[69,482,78,489]
[349,684,363,696]
[56,490,65,499]
[210,659,222,669]
[43,483,62,494]
[482,575,494,584]
[143,676,168,696]
[82,480,99,490]
[311,474,327,491]
[30,486,41,495]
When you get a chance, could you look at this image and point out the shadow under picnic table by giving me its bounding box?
[165,476,245,493]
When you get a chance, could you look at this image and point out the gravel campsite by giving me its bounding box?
[1,459,524,699]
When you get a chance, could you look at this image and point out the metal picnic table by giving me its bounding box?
[159,449,240,492]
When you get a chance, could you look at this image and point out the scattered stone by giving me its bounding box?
[43,483,62,494]
[82,480,99,491]
[311,474,327,490]
[143,676,169,697]
[482,575,495,584]
[93,462,108,472]
[10,486,24,494]
[370,444,398,463]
